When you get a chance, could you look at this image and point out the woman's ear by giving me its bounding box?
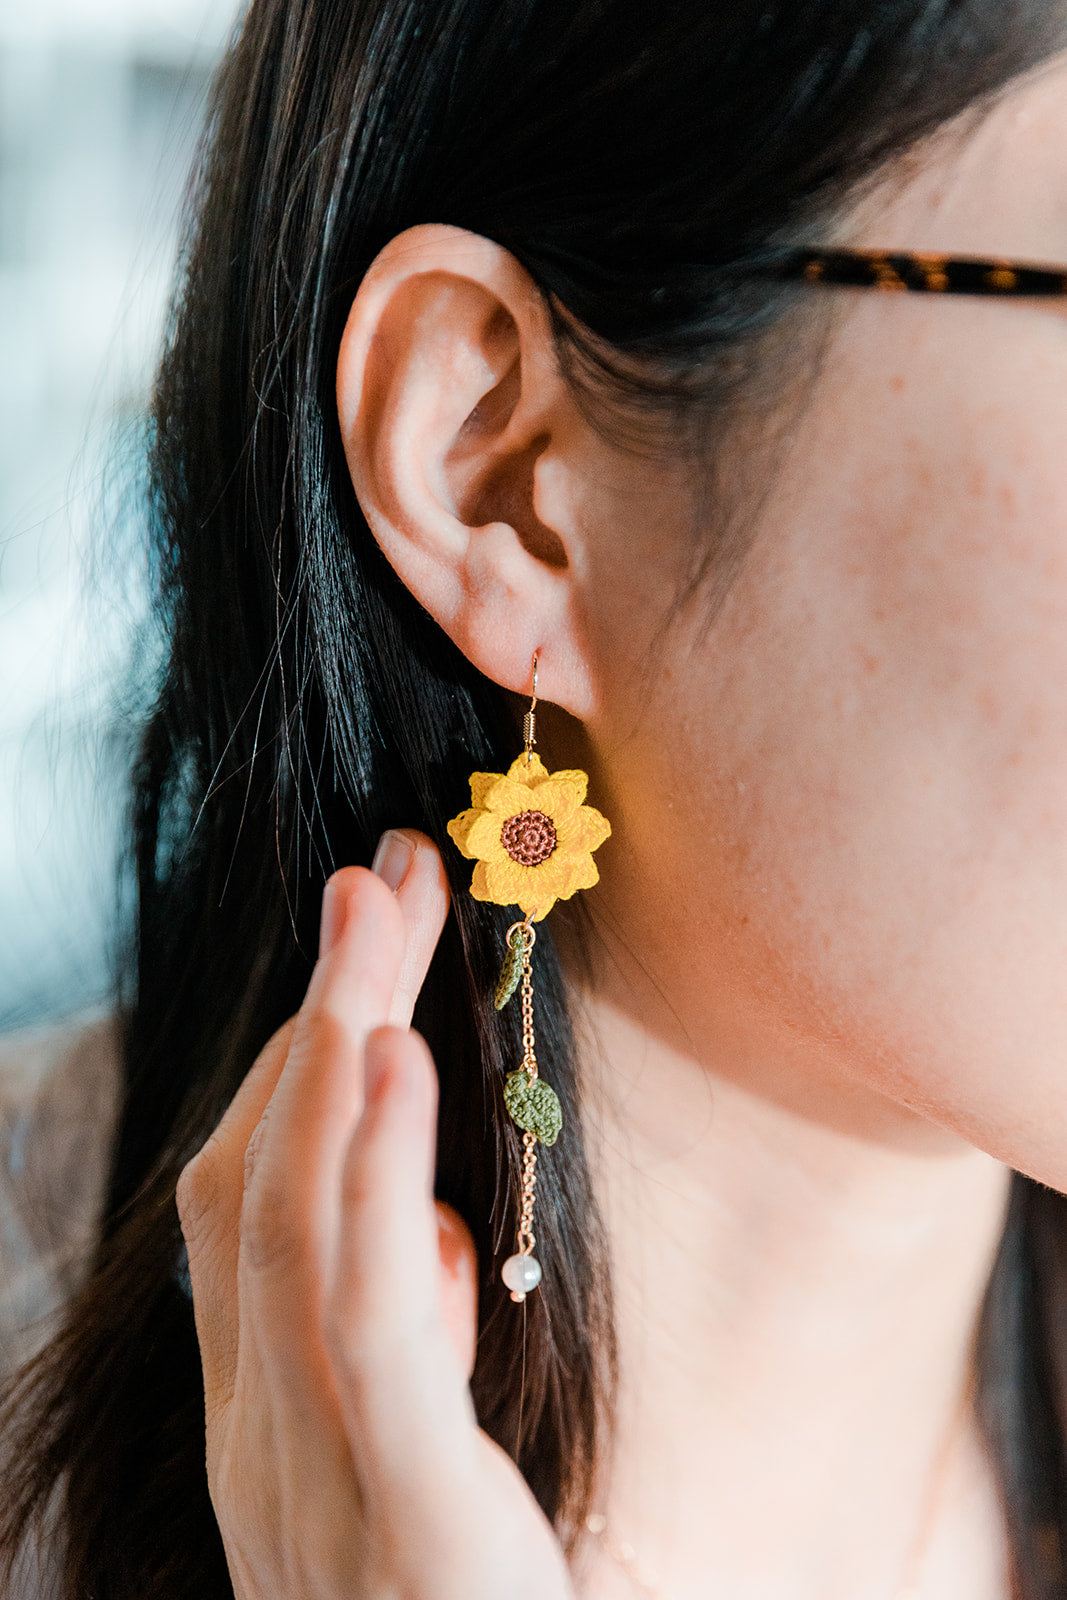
[335,224,594,716]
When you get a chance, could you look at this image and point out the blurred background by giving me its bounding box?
[0,0,240,1032]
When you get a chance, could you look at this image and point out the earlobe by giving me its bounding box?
[335,224,595,717]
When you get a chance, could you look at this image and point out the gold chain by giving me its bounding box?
[518,1132,539,1254]
[517,924,539,1255]
[584,1364,976,1600]
[519,929,537,1075]
[582,1517,670,1600]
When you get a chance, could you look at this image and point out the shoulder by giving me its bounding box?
[0,1010,122,1372]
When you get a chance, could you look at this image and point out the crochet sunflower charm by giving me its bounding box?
[446,753,610,922]
[446,661,611,1304]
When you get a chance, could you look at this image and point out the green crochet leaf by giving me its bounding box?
[493,929,530,1010]
[504,1070,563,1146]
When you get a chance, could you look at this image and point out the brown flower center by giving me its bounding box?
[501,809,557,867]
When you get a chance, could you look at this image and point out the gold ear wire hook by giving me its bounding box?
[523,652,538,766]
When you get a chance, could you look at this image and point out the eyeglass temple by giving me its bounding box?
[765,247,1067,297]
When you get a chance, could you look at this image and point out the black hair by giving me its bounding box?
[3,2,1067,1595]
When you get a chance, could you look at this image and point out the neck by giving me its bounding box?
[566,967,1012,1600]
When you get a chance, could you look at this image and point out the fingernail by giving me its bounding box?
[319,880,343,956]
[371,829,415,893]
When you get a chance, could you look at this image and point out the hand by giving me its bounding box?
[176,832,576,1600]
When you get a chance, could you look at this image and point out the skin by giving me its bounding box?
[180,46,1067,1600]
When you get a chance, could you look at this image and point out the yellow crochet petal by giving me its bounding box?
[545,768,588,805]
[446,808,483,858]
[484,855,535,907]
[552,850,601,899]
[464,809,505,860]
[515,870,560,920]
[505,752,550,788]
[469,770,505,808]
[532,774,586,826]
[557,805,611,853]
[521,855,578,917]
[469,859,493,902]
[482,776,539,816]
[521,893,557,922]
[482,855,566,918]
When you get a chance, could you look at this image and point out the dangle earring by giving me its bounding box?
[447,654,611,1301]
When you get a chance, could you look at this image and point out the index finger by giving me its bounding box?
[376,831,451,1026]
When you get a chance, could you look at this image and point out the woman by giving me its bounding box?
[4,0,1067,1594]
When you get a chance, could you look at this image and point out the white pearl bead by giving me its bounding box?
[502,1253,542,1295]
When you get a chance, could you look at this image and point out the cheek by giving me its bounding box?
[636,309,1067,1184]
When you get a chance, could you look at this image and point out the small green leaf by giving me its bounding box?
[504,1071,563,1145]
[493,930,529,1010]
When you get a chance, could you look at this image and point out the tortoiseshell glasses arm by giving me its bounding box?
[766,247,1067,297]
